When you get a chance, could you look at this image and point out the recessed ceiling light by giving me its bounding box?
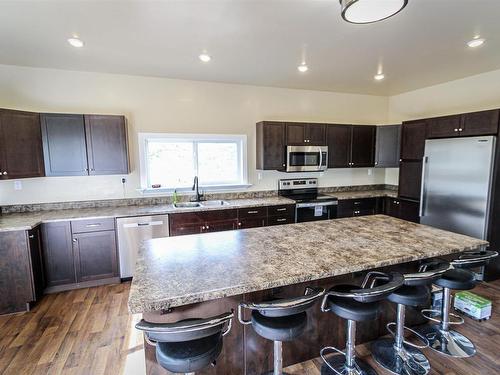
[199,53,211,62]
[67,37,84,48]
[340,0,408,24]
[467,37,485,48]
[298,64,309,73]
[374,73,385,81]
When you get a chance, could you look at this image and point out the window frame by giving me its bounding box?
[138,132,249,193]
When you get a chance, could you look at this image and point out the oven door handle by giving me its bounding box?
[296,201,338,208]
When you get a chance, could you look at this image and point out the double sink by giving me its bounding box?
[173,200,231,209]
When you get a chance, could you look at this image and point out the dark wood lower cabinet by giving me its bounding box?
[384,197,420,223]
[73,230,118,282]
[28,227,46,301]
[337,198,380,218]
[42,221,76,287]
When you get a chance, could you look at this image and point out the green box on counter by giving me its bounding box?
[454,291,492,320]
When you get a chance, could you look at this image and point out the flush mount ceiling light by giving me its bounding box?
[67,37,84,48]
[297,64,309,73]
[467,37,485,48]
[199,53,211,62]
[374,73,385,81]
[340,0,408,24]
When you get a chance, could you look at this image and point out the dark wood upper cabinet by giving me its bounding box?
[41,221,76,288]
[326,124,351,168]
[375,125,401,168]
[85,115,129,175]
[398,160,423,200]
[461,109,499,136]
[256,122,286,170]
[73,230,118,283]
[401,120,427,160]
[351,126,376,167]
[427,114,462,139]
[286,123,326,146]
[41,113,88,176]
[0,109,44,179]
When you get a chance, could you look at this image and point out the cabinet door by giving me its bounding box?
[398,161,423,200]
[427,115,461,139]
[384,198,401,218]
[204,219,238,233]
[375,125,401,168]
[461,109,499,137]
[73,230,118,282]
[238,218,267,229]
[85,115,129,175]
[256,122,286,170]
[28,227,45,301]
[0,109,44,179]
[399,199,420,223]
[170,223,204,237]
[41,113,88,176]
[351,126,376,167]
[0,231,34,314]
[401,121,427,160]
[327,125,351,168]
[306,124,327,146]
[41,221,76,287]
[286,123,307,145]
[337,200,354,218]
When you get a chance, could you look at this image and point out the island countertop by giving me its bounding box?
[128,215,487,314]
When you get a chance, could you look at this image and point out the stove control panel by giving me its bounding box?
[279,178,318,190]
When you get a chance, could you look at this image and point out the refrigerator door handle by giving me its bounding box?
[419,157,428,218]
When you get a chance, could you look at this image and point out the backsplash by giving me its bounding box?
[1,184,397,214]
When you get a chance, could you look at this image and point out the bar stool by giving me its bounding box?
[238,286,325,375]
[371,259,450,375]
[135,311,233,375]
[320,271,404,375]
[419,250,498,358]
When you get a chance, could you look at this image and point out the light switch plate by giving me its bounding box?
[14,180,22,190]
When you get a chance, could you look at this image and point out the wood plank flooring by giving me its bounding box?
[0,280,498,374]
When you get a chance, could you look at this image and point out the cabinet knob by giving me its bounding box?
[282,163,286,167]
[72,238,77,242]
[458,128,463,132]
[91,168,95,171]
[206,225,210,229]
[454,128,458,132]
[375,162,378,165]
[201,226,206,230]
[2,171,7,175]
[238,222,242,226]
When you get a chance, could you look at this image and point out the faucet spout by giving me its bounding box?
[191,176,202,202]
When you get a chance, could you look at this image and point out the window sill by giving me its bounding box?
[139,184,253,195]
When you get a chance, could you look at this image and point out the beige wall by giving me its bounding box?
[0,64,390,205]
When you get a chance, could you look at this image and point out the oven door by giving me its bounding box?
[286,146,328,172]
[295,201,338,222]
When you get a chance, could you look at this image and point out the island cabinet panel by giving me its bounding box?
[256,121,286,170]
[400,120,426,160]
[42,221,77,287]
[460,109,499,136]
[326,124,352,168]
[375,125,401,168]
[350,125,376,167]
[84,114,129,175]
[0,231,34,314]
[0,108,44,179]
[41,113,88,176]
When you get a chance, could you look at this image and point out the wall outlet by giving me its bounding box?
[121,177,127,184]
[257,172,262,180]
[14,180,22,190]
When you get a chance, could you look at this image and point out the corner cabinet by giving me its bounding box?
[0,109,45,179]
[375,125,401,168]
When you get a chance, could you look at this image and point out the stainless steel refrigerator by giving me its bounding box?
[420,136,496,240]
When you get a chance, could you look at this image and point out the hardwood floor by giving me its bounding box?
[0,280,498,375]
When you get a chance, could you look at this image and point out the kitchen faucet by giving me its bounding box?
[191,176,204,202]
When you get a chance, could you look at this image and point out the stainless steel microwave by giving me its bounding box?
[286,146,328,172]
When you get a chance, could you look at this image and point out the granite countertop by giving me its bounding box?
[0,196,294,232]
[128,215,487,314]
[329,189,398,200]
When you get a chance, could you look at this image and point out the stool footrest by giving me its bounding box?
[320,346,346,375]
[421,309,464,325]
[386,322,429,349]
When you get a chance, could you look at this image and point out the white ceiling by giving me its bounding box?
[1,0,500,95]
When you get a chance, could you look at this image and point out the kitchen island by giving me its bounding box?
[128,215,486,374]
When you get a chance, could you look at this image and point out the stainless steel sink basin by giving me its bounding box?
[200,200,231,207]
[173,202,202,208]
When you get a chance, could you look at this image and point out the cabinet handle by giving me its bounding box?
[247,210,259,214]
[73,238,77,242]
[276,208,287,211]
[354,201,361,205]
[276,218,287,222]
[85,223,102,228]
[28,234,35,239]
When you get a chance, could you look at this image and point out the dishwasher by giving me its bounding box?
[116,215,169,279]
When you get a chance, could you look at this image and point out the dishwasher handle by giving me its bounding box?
[123,221,165,228]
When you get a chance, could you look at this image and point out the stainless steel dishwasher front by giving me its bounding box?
[116,215,169,278]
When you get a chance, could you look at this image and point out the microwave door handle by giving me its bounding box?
[318,147,322,170]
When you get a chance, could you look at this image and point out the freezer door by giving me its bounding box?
[420,136,495,239]
[116,215,170,278]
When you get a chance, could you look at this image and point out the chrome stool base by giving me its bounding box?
[419,324,476,358]
[372,339,430,375]
[321,354,377,375]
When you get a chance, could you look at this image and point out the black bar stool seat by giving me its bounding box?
[433,268,475,290]
[324,285,381,322]
[251,310,307,342]
[156,331,223,373]
[387,285,430,307]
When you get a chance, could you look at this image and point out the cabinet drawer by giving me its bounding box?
[267,215,295,226]
[268,204,295,217]
[238,207,267,218]
[71,218,115,233]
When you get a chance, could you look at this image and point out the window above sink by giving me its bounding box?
[139,133,249,192]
